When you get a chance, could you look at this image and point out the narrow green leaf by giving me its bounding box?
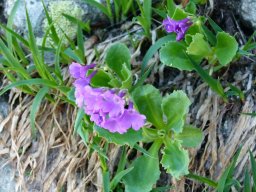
[82,0,112,20]
[175,125,203,147]
[217,147,241,192]
[132,85,164,129]
[202,25,216,46]
[0,23,29,47]
[41,0,60,44]
[110,167,134,190]
[185,54,227,100]
[162,90,191,133]
[208,17,223,33]
[77,24,85,63]
[244,167,250,192]
[30,86,49,137]
[103,171,110,192]
[187,173,218,188]
[0,79,60,96]
[250,151,256,188]
[0,38,30,79]
[6,0,21,49]
[62,13,91,32]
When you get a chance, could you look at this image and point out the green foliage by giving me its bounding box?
[132,85,164,129]
[30,87,49,137]
[186,33,212,58]
[174,125,203,147]
[135,0,152,38]
[123,141,161,192]
[162,90,191,133]
[215,32,238,66]
[141,34,176,74]
[160,41,194,71]
[161,140,189,179]
[105,43,131,80]
[94,125,143,146]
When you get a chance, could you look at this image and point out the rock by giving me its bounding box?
[215,0,256,31]
[0,159,17,192]
[240,0,256,29]
[3,0,108,44]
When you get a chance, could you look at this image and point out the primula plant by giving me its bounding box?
[2,0,255,191]
[156,0,244,100]
[67,42,203,191]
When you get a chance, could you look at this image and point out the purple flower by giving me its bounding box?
[163,17,192,41]
[69,62,96,79]
[69,63,146,134]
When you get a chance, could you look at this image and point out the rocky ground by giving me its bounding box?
[0,0,256,191]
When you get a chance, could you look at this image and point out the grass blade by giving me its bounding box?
[250,151,256,189]
[217,147,241,192]
[208,17,223,34]
[82,0,112,20]
[6,0,21,49]
[25,7,54,81]
[41,0,60,45]
[0,78,58,96]
[0,38,30,79]
[244,167,250,192]
[185,54,227,101]
[30,86,49,137]
[62,13,91,33]
[187,173,218,188]
[110,167,134,190]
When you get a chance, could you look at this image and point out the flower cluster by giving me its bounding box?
[69,62,146,134]
[163,17,192,41]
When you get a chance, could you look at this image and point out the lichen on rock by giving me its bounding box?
[42,1,85,45]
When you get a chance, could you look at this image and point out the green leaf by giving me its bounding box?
[0,78,69,96]
[94,125,142,146]
[185,54,227,100]
[161,140,189,179]
[162,90,191,133]
[30,86,49,137]
[110,167,134,190]
[208,17,223,34]
[185,1,196,14]
[215,32,238,66]
[103,171,110,192]
[132,85,164,129]
[105,43,131,79]
[160,42,194,71]
[244,167,250,192]
[250,151,256,189]
[141,34,175,74]
[123,141,161,192]
[120,64,132,89]
[90,69,112,88]
[187,172,218,188]
[186,33,212,58]
[175,125,203,147]
[217,147,241,192]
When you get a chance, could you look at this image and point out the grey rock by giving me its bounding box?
[3,0,107,43]
[241,0,256,29]
[0,159,16,192]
